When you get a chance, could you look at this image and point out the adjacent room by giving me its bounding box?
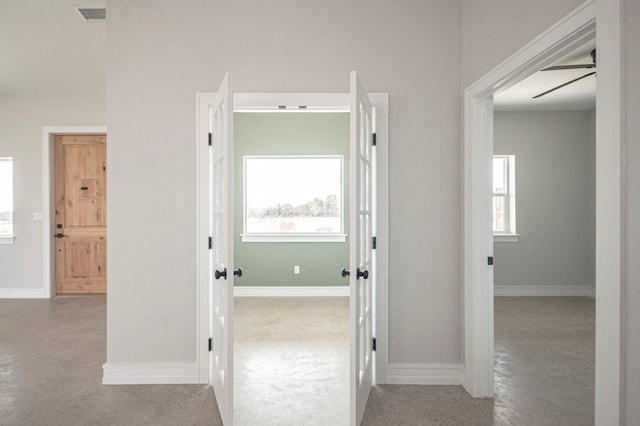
[492,41,596,424]
[232,111,350,424]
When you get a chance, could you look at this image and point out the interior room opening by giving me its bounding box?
[490,38,596,424]
[232,110,350,425]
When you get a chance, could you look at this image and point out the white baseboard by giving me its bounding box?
[495,285,595,298]
[234,286,349,297]
[385,363,463,385]
[0,288,46,298]
[102,362,199,385]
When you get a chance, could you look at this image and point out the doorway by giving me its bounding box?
[196,87,390,425]
[232,110,349,424]
[54,134,107,294]
[463,0,622,423]
[41,126,108,298]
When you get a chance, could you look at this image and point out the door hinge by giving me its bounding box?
[208,236,212,250]
[488,256,494,266]
[208,132,213,146]
[372,132,377,146]
[372,337,376,352]
[208,337,212,352]
[372,236,377,250]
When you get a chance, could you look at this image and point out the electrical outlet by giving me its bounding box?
[294,265,300,274]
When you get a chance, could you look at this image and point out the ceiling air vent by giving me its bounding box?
[74,7,106,21]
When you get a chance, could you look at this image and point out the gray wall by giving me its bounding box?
[493,111,595,290]
[624,0,640,421]
[234,112,349,287]
[103,1,640,417]
[106,0,462,365]
[0,95,105,291]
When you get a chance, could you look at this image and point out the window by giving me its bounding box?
[242,155,345,242]
[0,157,14,243]
[493,155,517,241]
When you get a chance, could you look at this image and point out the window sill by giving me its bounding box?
[494,234,520,243]
[0,235,16,245]
[241,233,347,243]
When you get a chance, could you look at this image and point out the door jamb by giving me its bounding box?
[196,92,390,385]
[41,126,107,298]
[463,0,623,423]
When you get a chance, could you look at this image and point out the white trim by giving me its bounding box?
[241,234,347,243]
[234,286,349,297]
[493,234,520,243]
[0,235,16,245]
[196,91,390,387]
[463,1,622,423]
[0,288,46,299]
[41,126,107,299]
[495,285,595,298]
[385,363,463,385]
[102,362,198,385]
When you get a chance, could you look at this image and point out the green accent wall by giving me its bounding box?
[234,112,349,287]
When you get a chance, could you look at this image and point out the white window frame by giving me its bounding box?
[0,157,15,244]
[493,155,519,242]
[241,154,347,243]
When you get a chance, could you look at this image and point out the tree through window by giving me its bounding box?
[243,155,344,239]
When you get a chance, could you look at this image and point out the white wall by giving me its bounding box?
[0,95,105,294]
[493,111,595,294]
[623,0,640,422]
[105,0,462,365]
[463,0,638,421]
[105,2,639,416]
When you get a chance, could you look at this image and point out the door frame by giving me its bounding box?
[41,126,107,298]
[196,91,390,385]
[462,0,623,423]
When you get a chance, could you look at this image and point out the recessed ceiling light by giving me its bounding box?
[74,6,106,21]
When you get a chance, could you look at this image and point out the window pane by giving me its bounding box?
[0,158,13,236]
[493,195,505,232]
[493,157,507,194]
[245,156,342,234]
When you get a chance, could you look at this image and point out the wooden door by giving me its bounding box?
[209,73,235,424]
[54,134,107,294]
[349,71,375,425]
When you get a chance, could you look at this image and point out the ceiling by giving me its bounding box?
[493,39,596,111]
[0,0,106,97]
[0,1,594,109]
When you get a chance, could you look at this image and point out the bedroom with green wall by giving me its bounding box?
[234,112,349,288]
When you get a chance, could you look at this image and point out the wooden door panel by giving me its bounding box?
[65,240,106,277]
[55,134,107,294]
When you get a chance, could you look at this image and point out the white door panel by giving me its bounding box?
[349,71,375,425]
[209,72,234,425]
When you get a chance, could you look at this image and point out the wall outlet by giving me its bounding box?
[294,265,300,274]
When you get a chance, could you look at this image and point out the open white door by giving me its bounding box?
[209,73,235,425]
[349,71,376,425]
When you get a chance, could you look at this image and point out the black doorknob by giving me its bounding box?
[357,268,369,280]
[214,268,227,280]
[233,267,243,277]
[341,267,350,278]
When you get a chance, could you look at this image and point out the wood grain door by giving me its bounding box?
[55,134,107,294]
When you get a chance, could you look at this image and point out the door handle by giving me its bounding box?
[214,268,227,280]
[55,233,65,238]
[357,268,369,280]
[233,267,243,277]
[341,268,350,278]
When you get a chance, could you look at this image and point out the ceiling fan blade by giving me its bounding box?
[541,63,596,71]
[532,71,596,99]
